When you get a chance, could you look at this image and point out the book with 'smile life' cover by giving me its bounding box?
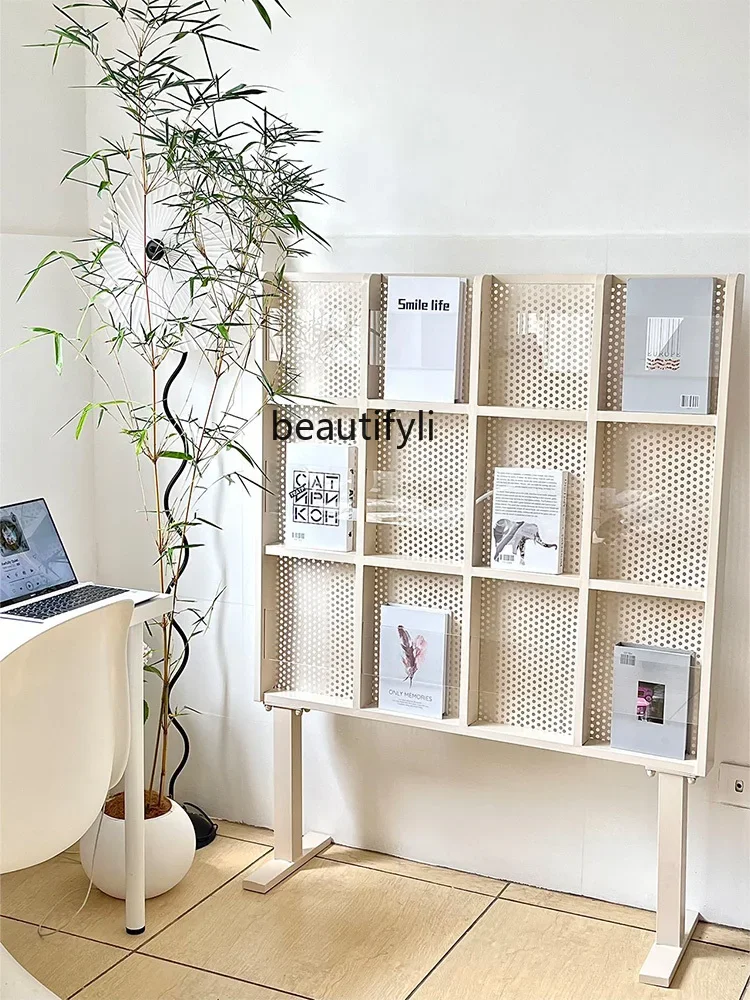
[284,443,357,551]
[378,604,449,719]
[490,468,567,574]
[384,275,467,403]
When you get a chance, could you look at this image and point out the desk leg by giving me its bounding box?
[243,708,331,893]
[124,623,146,934]
[639,773,698,987]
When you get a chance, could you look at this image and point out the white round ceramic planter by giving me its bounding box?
[80,797,196,899]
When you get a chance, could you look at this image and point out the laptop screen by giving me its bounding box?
[0,499,77,607]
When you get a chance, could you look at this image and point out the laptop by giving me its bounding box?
[0,498,152,621]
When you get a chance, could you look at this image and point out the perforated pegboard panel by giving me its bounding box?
[377,277,473,403]
[477,580,578,736]
[479,418,586,574]
[486,279,594,409]
[367,568,464,717]
[275,557,356,701]
[587,591,704,753]
[274,279,363,399]
[599,278,725,411]
[600,278,627,411]
[594,423,714,589]
[369,412,468,563]
[275,405,359,544]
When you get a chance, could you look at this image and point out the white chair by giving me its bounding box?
[0,598,134,999]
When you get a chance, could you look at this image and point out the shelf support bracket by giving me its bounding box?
[639,772,698,987]
[243,706,331,893]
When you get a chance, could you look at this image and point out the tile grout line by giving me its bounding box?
[67,951,132,999]
[213,833,274,848]
[85,950,320,1000]
[403,896,500,1000]
[319,855,501,898]
[0,914,132,952]
[132,845,275,956]
[489,896,750,953]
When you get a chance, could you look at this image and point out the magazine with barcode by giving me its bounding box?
[490,468,567,574]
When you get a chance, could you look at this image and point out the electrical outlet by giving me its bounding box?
[717,763,750,808]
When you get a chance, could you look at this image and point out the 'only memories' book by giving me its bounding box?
[378,604,449,719]
[384,275,467,403]
[490,468,567,574]
[284,443,356,551]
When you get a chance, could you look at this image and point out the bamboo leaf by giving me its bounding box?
[18,252,60,299]
[54,331,64,373]
[250,0,272,30]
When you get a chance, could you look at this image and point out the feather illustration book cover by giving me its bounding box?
[379,605,449,718]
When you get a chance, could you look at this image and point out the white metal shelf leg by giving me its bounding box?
[243,708,331,893]
[124,623,146,934]
[639,773,699,987]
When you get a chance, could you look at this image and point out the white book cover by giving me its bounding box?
[284,443,356,551]
[490,468,567,574]
[378,604,449,719]
[384,275,466,403]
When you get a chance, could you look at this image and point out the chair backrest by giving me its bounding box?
[0,598,134,873]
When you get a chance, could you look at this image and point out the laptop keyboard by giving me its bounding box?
[3,584,128,620]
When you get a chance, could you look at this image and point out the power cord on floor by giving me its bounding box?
[36,807,104,939]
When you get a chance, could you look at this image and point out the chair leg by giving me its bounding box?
[124,623,146,934]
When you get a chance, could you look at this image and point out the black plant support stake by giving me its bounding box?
[161,350,217,848]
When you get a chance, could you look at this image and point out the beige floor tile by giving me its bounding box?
[75,953,302,999]
[503,883,656,930]
[216,821,274,846]
[323,843,507,896]
[0,917,126,999]
[695,921,750,952]
[144,856,489,1000]
[0,837,270,949]
[413,898,750,1000]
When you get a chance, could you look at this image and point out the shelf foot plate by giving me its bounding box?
[638,910,699,988]
[242,832,332,894]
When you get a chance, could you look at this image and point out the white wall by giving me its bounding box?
[0,0,95,577]
[159,0,750,928]
[3,0,748,929]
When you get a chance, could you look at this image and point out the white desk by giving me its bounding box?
[0,590,172,934]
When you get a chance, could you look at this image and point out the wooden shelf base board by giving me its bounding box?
[242,832,332,894]
[638,910,700,988]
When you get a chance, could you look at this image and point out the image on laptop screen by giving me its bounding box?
[0,499,77,607]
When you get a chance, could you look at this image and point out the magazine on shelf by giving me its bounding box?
[490,468,567,574]
[622,276,717,415]
[610,642,694,760]
[378,604,449,719]
[384,275,467,403]
[284,443,357,551]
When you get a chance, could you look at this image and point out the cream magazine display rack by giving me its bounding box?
[246,271,743,988]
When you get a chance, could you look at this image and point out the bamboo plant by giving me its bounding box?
[20,0,328,815]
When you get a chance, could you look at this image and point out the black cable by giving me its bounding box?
[161,351,192,798]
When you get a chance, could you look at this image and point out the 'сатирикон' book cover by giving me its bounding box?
[284,442,356,551]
